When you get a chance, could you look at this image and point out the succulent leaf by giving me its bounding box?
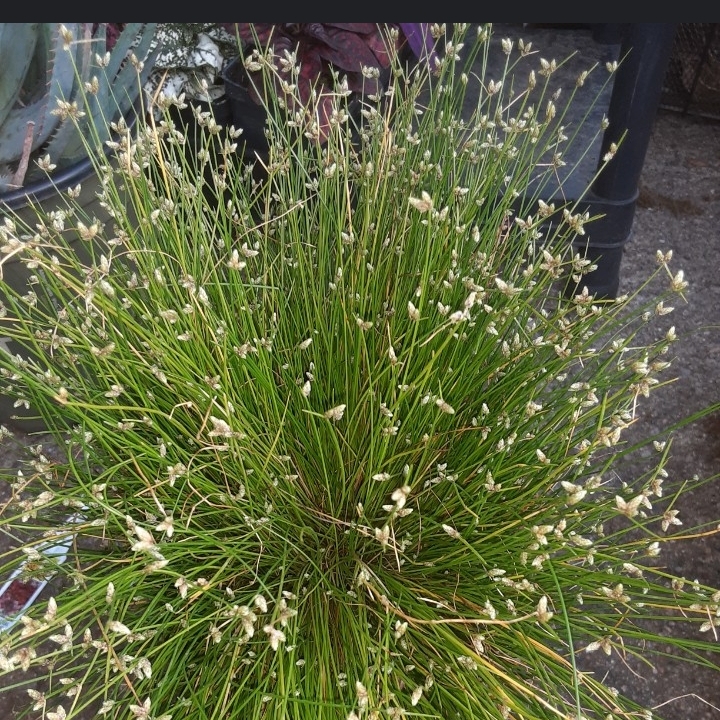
[0,22,159,191]
[50,22,160,165]
[0,23,40,128]
[0,24,81,166]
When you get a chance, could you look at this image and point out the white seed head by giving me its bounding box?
[442,524,461,540]
[107,620,131,635]
[324,404,346,421]
[536,596,553,623]
[409,191,433,213]
[435,398,455,414]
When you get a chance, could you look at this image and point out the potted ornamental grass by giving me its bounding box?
[0,22,718,720]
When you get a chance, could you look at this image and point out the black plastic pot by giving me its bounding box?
[1,156,98,211]
[221,57,271,159]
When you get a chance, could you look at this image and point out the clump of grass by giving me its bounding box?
[0,23,718,720]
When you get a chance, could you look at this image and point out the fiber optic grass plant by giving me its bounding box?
[0,22,718,720]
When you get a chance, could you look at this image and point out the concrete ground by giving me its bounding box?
[0,22,718,720]
[576,105,720,720]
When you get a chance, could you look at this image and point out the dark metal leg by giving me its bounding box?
[568,23,678,299]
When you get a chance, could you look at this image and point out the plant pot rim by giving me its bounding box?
[0,155,99,212]
[0,102,143,214]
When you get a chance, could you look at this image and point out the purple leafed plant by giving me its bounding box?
[220,23,438,139]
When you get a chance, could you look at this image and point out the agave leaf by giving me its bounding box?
[85,22,160,135]
[0,23,81,165]
[102,22,155,80]
[38,24,104,170]
[106,23,160,120]
[0,23,39,128]
[48,23,160,166]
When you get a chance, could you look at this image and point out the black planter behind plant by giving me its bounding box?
[221,57,271,160]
